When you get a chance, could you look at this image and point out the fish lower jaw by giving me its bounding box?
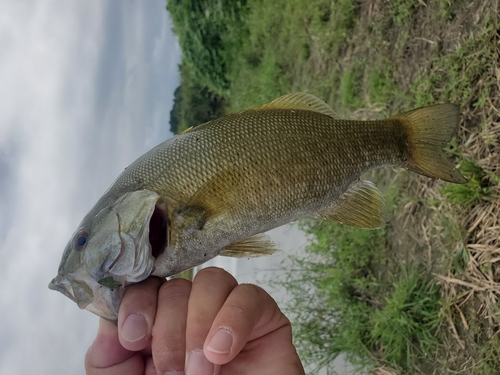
[49,269,123,322]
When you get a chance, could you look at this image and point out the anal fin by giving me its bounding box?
[220,234,279,258]
[316,180,388,229]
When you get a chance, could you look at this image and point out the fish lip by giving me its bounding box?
[49,271,94,309]
[48,275,76,303]
[49,271,123,322]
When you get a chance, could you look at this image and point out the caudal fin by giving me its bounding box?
[391,104,467,183]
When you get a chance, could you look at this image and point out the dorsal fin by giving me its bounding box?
[258,93,338,118]
[178,126,194,134]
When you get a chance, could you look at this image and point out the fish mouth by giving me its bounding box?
[149,205,168,259]
[49,275,79,304]
[49,269,122,323]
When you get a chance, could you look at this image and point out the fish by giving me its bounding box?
[49,93,466,323]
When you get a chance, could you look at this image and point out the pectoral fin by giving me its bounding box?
[187,167,242,217]
[220,234,279,258]
[317,180,388,228]
[171,205,207,235]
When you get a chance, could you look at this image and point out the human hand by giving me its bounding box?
[85,267,305,375]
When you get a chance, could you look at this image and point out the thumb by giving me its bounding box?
[85,318,144,374]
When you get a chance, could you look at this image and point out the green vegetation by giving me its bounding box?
[167,0,500,373]
[279,220,386,371]
[280,219,444,372]
[169,64,226,133]
[167,0,250,93]
[441,159,494,206]
[370,266,442,371]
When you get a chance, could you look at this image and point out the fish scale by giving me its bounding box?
[49,92,466,322]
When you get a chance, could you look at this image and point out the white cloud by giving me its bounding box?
[0,1,181,374]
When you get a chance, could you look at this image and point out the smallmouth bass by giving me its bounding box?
[49,93,466,322]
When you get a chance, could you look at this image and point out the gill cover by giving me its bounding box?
[49,189,160,322]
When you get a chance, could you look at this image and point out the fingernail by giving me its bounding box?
[121,313,148,342]
[185,350,214,375]
[207,329,233,354]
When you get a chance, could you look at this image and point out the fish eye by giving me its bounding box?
[74,230,89,251]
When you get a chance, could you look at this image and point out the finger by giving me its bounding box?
[151,277,192,375]
[118,276,164,351]
[185,267,237,375]
[203,284,288,365]
[85,318,144,375]
[144,357,157,375]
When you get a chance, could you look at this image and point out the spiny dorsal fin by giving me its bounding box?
[258,93,338,118]
[178,126,194,134]
[316,180,388,228]
[220,234,279,258]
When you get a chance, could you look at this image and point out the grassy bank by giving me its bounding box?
[167,0,500,373]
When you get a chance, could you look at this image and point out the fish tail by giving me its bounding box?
[391,104,467,183]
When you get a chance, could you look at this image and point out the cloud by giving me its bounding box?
[0,1,181,374]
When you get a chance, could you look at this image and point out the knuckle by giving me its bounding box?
[194,267,236,286]
[237,283,263,300]
[152,334,184,355]
[186,313,212,343]
[225,302,249,321]
[152,340,185,372]
[158,278,191,303]
[121,277,164,313]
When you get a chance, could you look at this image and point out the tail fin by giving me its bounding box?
[391,104,467,183]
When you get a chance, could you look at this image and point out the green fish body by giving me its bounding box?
[49,93,466,322]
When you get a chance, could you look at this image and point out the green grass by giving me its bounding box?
[279,219,387,371]
[440,159,493,206]
[278,218,444,372]
[387,0,418,26]
[339,64,364,109]
[410,20,500,109]
[476,331,500,374]
[226,0,359,111]
[371,266,442,371]
[365,57,397,107]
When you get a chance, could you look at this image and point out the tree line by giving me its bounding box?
[167,0,250,133]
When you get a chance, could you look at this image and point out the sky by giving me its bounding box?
[0,1,352,374]
[0,1,181,373]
